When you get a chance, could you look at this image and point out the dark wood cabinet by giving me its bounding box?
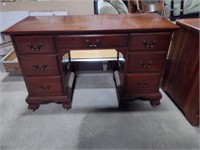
[162,18,199,126]
[3,14,178,111]
[114,31,174,106]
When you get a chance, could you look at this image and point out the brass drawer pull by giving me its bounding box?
[139,60,153,68]
[27,43,42,51]
[142,40,157,48]
[85,38,100,48]
[40,85,51,90]
[136,82,147,88]
[32,64,47,71]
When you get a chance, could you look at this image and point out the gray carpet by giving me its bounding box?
[0,72,199,150]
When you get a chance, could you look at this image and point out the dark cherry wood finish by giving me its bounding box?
[14,36,56,54]
[20,54,60,76]
[127,51,167,73]
[56,34,128,49]
[3,13,178,110]
[129,32,172,50]
[162,18,199,126]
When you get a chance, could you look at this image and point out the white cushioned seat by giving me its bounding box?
[100,0,129,14]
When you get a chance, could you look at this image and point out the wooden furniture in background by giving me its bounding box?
[127,0,166,17]
[4,13,178,110]
[142,0,167,18]
[162,18,199,126]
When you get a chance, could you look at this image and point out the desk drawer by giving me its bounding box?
[127,51,167,73]
[2,50,21,74]
[56,34,128,49]
[20,54,59,76]
[14,36,56,54]
[26,76,63,96]
[124,74,161,93]
[129,32,171,51]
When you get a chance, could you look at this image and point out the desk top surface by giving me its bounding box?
[4,13,178,35]
[176,18,200,31]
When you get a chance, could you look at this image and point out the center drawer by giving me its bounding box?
[20,54,60,76]
[56,34,128,49]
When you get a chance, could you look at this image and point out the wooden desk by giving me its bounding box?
[4,13,178,110]
[162,18,199,126]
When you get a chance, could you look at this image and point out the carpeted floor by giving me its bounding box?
[0,72,199,150]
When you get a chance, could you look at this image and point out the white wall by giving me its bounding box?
[0,0,94,15]
[0,11,29,32]
[0,11,29,44]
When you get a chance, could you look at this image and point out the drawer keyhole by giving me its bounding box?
[32,64,47,71]
[142,40,157,48]
[139,60,153,68]
[27,43,42,51]
[85,38,100,48]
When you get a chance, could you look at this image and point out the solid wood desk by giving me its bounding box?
[4,13,178,110]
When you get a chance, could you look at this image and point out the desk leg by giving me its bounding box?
[62,103,71,110]
[150,98,161,107]
[27,103,40,111]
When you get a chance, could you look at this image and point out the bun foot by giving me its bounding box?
[62,103,71,110]
[28,104,39,111]
[150,100,160,107]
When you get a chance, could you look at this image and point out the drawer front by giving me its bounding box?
[127,52,167,73]
[56,34,128,49]
[124,74,161,93]
[26,76,63,96]
[129,32,172,51]
[14,36,56,54]
[20,55,60,76]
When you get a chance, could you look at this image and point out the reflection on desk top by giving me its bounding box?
[3,13,179,35]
